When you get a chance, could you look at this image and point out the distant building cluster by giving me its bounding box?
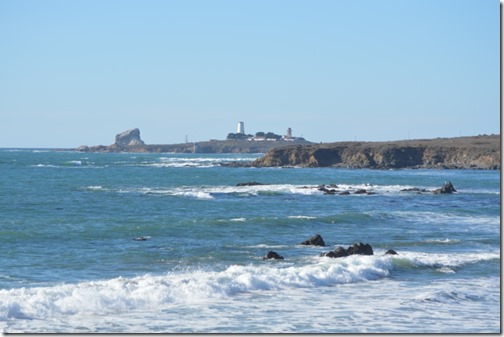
[227,122,305,142]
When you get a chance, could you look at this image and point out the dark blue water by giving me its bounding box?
[0,150,500,333]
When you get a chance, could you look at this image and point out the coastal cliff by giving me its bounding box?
[252,135,500,169]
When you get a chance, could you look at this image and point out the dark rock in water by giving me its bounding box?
[318,186,337,194]
[236,182,266,186]
[133,236,149,241]
[353,189,368,194]
[321,246,349,258]
[322,242,374,258]
[385,249,398,255]
[339,191,351,195]
[401,187,428,193]
[347,242,374,255]
[300,234,326,246]
[263,251,284,260]
[433,181,457,194]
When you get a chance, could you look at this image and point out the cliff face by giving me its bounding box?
[252,135,501,169]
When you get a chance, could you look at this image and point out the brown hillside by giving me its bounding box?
[252,135,501,169]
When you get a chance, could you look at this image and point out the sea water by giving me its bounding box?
[0,150,500,333]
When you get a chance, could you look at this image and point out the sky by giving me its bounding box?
[0,0,500,148]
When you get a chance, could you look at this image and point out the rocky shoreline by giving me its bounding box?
[250,134,500,170]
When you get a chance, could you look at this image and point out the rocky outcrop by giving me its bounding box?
[115,128,145,146]
[300,234,326,246]
[321,242,374,258]
[433,181,457,194]
[263,251,284,260]
[302,181,456,196]
[252,135,500,170]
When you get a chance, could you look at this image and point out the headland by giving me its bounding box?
[76,128,500,170]
[251,134,500,170]
[76,128,313,154]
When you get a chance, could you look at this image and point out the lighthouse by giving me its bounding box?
[237,122,245,134]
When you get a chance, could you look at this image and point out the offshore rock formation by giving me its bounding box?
[321,242,374,258]
[262,251,284,260]
[300,234,326,247]
[433,181,457,194]
[115,128,145,146]
[77,128,146,152]
[252,135,500,170]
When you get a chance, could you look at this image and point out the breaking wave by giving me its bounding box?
[80,182,445,200]
[0,255,390,321]
[0,250,497,322]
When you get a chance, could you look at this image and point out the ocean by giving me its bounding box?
[0,149,500,333]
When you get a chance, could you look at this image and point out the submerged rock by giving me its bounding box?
[401,187,428,193]
[236,182,266,186]
[385,249,398,255]
[263,251,284,260]
[433,181,457,194]
[318,186,337,194]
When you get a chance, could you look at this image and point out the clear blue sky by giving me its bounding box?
[0,0,500,148]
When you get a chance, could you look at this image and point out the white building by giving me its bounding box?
[237,122,245,134]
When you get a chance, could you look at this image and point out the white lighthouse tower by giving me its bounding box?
[237,121,245,134]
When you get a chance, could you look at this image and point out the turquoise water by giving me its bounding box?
[0,150,500,333]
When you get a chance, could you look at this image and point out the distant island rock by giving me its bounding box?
[115,128,145,146]
[251,134,500,170]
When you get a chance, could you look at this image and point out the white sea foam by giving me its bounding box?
[0,256,392,321]
[8,250,496,322]
[247,244,289,249]
[3,250,495,322]
[141,156,260,168]
[392,250,500,270]
[172,190,214,200]
[425,238,461,244]
[81,182,470,200]
[33,164,58,168]
[0,252,499,333]
[85,185,104,191]
[229,218,246,222]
